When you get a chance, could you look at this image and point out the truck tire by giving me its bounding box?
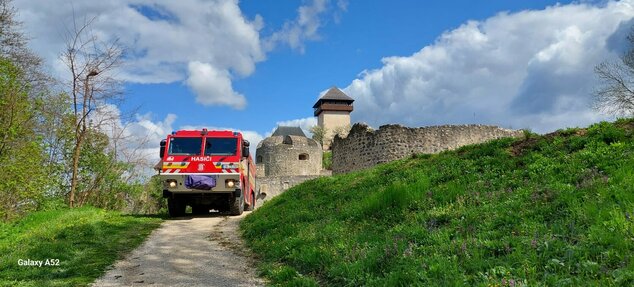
[167,197,185,217]
[245,192,255,211]
[229,194,244,215]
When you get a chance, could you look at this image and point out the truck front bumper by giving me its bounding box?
[160,173,240,194]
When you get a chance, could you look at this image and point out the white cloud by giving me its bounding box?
[334,0,348,23]
[89,104,177,178]
[270,117,318,137]
[14,0,264,108]
[185,61,246,109]
[343,1,634,133]
[264,0,346,53]
[94,107,178,156]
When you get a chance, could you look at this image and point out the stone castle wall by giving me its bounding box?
[255,175,319,206]
[256,135,322,177]
[331,123,523,174]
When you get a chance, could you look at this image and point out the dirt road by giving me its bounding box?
[92,213,264,287]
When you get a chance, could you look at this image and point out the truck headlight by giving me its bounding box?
[167,180,177,188]
[226,179,236,188]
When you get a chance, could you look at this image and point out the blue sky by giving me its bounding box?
[13,0,634,166]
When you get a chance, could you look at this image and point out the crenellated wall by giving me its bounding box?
[331,123,523,174]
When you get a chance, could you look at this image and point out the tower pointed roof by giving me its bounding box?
[321,87,354,101]
[312,87,354,108]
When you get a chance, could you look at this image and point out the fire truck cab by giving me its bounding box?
[158,129,256,217]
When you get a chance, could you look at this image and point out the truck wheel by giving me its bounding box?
[229,194,244,215]
[167,197,185,217]
[245,192,255,211]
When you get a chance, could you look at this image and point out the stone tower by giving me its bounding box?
[256,126,322,177]
[313,87,354,150]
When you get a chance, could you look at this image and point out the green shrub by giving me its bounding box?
[588,121,626,144]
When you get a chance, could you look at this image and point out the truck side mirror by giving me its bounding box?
[242,140,250,158]
[159,139,166,158]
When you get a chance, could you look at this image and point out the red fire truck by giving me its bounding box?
[158,129,256,217]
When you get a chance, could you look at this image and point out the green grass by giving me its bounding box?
[323,151,332,170]
[241,119,634,286]
[0,207,162,286]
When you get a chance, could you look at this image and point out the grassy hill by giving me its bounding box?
[0,207,161,286]
[241,119,634,286]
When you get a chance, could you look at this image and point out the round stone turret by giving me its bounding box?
[256,126,322,177]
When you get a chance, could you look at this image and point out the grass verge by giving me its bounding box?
[242,119,634,286]
[0,207,162,286]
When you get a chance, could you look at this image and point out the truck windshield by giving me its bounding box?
[205,138,238,156]
[168,137,202,155]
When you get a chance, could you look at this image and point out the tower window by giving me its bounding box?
[256,155,263,163]
[299,153,309,160]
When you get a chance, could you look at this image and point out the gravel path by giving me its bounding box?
[92,212,264,287]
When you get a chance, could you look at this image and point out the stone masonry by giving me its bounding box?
[331,123,524,174]
[255,175,318,206]
[254,126,327,205]
[256,130,322,177]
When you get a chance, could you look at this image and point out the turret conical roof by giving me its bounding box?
[271,126,306,137]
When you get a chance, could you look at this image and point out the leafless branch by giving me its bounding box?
[593,60,634,116]
[593,27,634,117]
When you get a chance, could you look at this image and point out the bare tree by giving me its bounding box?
[61,16,123,207]
[594,30,634,117]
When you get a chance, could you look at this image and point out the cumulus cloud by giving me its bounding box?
[264,0,346,52]
[344,1,634,133]
[186,61,247,109]
[14,0,263,108]
[20,0,264,79]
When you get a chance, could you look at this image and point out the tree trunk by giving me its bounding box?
[69,132,84,208]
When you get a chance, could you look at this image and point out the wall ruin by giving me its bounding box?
[331,123,523,174]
